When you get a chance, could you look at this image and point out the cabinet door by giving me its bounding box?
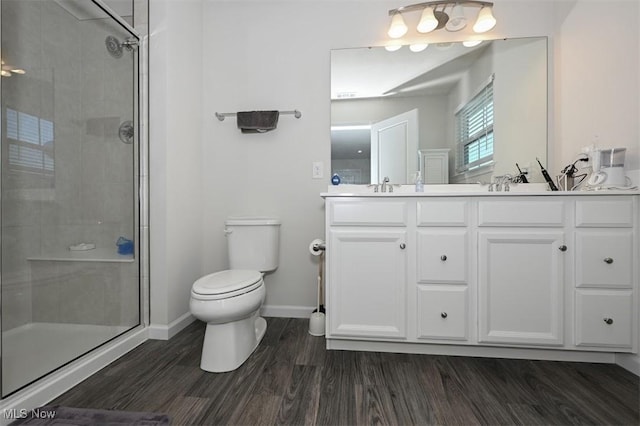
[478,231,565,346]
[328,229,407,339]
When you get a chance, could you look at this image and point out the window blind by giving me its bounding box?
[5,107,55,174]
[455,79,494,173]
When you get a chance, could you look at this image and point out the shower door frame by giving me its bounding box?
[0,0,149,405]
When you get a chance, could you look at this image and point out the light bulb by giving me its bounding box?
[446,4,467,32]
[463,40,482,47]
[409,43,429,52]
[388,13,408,39]
[417,7,438,33]
[385,44,402,52]
[473,6,496,33]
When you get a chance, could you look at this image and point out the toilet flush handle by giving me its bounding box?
[224,228,233,236]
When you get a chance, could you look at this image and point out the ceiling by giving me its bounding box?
[331,41,488,100]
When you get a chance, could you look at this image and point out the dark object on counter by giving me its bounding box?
[516,163,529,183]
[537,158,558,191]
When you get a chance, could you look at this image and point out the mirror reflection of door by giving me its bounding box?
[370,109,418,184]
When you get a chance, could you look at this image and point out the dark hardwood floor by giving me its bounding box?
[53,318,639,425]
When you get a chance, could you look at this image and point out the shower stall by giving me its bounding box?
[1,0,142,398]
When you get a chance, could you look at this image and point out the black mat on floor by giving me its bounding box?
[9,405,170,425]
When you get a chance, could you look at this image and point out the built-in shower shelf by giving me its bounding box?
[28,248,134,263]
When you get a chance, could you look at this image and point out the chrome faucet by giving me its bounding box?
[490,174,513,192]
[489,176,502,192]
[502,174,513,192]
[380,176,390,193]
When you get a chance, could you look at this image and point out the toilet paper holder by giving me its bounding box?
[311,240,325,253]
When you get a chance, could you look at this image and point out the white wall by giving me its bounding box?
[554,0,639,177]
[149,0,204,329]
[149,1,639,332]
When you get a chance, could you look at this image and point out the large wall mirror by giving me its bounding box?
[331,36,548,185]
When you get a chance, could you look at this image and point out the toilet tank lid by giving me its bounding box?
[193,270,263,295]
[225,217,281,226]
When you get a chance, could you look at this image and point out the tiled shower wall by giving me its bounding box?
[1,0,136,330]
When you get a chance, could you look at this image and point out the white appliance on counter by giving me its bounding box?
[588,147,631,188]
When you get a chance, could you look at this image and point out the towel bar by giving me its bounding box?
[215,110,302,121]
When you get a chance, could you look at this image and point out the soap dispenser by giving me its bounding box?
[414,171,424,192]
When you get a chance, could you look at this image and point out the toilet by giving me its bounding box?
[189,217,280,372]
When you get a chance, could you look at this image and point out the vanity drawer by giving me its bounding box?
[575,198,634,227]
[478,200,565,227]
[417,230,468,284]
[417,199,468,226]
[575,289,633,348]
[416,285,468,341]
[329,200,407,226]
[575,230,633,288]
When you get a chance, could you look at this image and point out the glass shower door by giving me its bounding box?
[1,0,140,397]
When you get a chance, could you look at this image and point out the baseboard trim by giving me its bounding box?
[0,327,148,425]
[261,305,315,319]
[148,312,195,340]
[327,338,618,364]
[615,353,640,376]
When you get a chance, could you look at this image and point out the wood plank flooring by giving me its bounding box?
[53,318,639,425]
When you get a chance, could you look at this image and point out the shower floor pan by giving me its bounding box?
[2,322,129,396]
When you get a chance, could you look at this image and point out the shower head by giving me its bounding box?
[105,36,139,58]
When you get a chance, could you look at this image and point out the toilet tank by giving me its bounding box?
[225,217,281,272]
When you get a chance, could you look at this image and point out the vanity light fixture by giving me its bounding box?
[388,1,496,39]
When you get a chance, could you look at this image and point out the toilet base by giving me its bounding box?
[200,313,267,373]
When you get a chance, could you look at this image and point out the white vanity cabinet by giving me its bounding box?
[326,199,408,339]
[323,192,638,360]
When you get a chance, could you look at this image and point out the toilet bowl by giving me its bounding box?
[189,217,280,373]
[190,270,267,372]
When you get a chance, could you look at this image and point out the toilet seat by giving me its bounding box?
[191,269,263,300]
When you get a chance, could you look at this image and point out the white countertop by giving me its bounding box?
[321,184,640,198]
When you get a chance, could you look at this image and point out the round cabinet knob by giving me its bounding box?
[604,257,614,264]
[441,312,448,319]
[559,245,567,252]
[603,318,614,325]
[440,255,447,261]
[399,243,406,250]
